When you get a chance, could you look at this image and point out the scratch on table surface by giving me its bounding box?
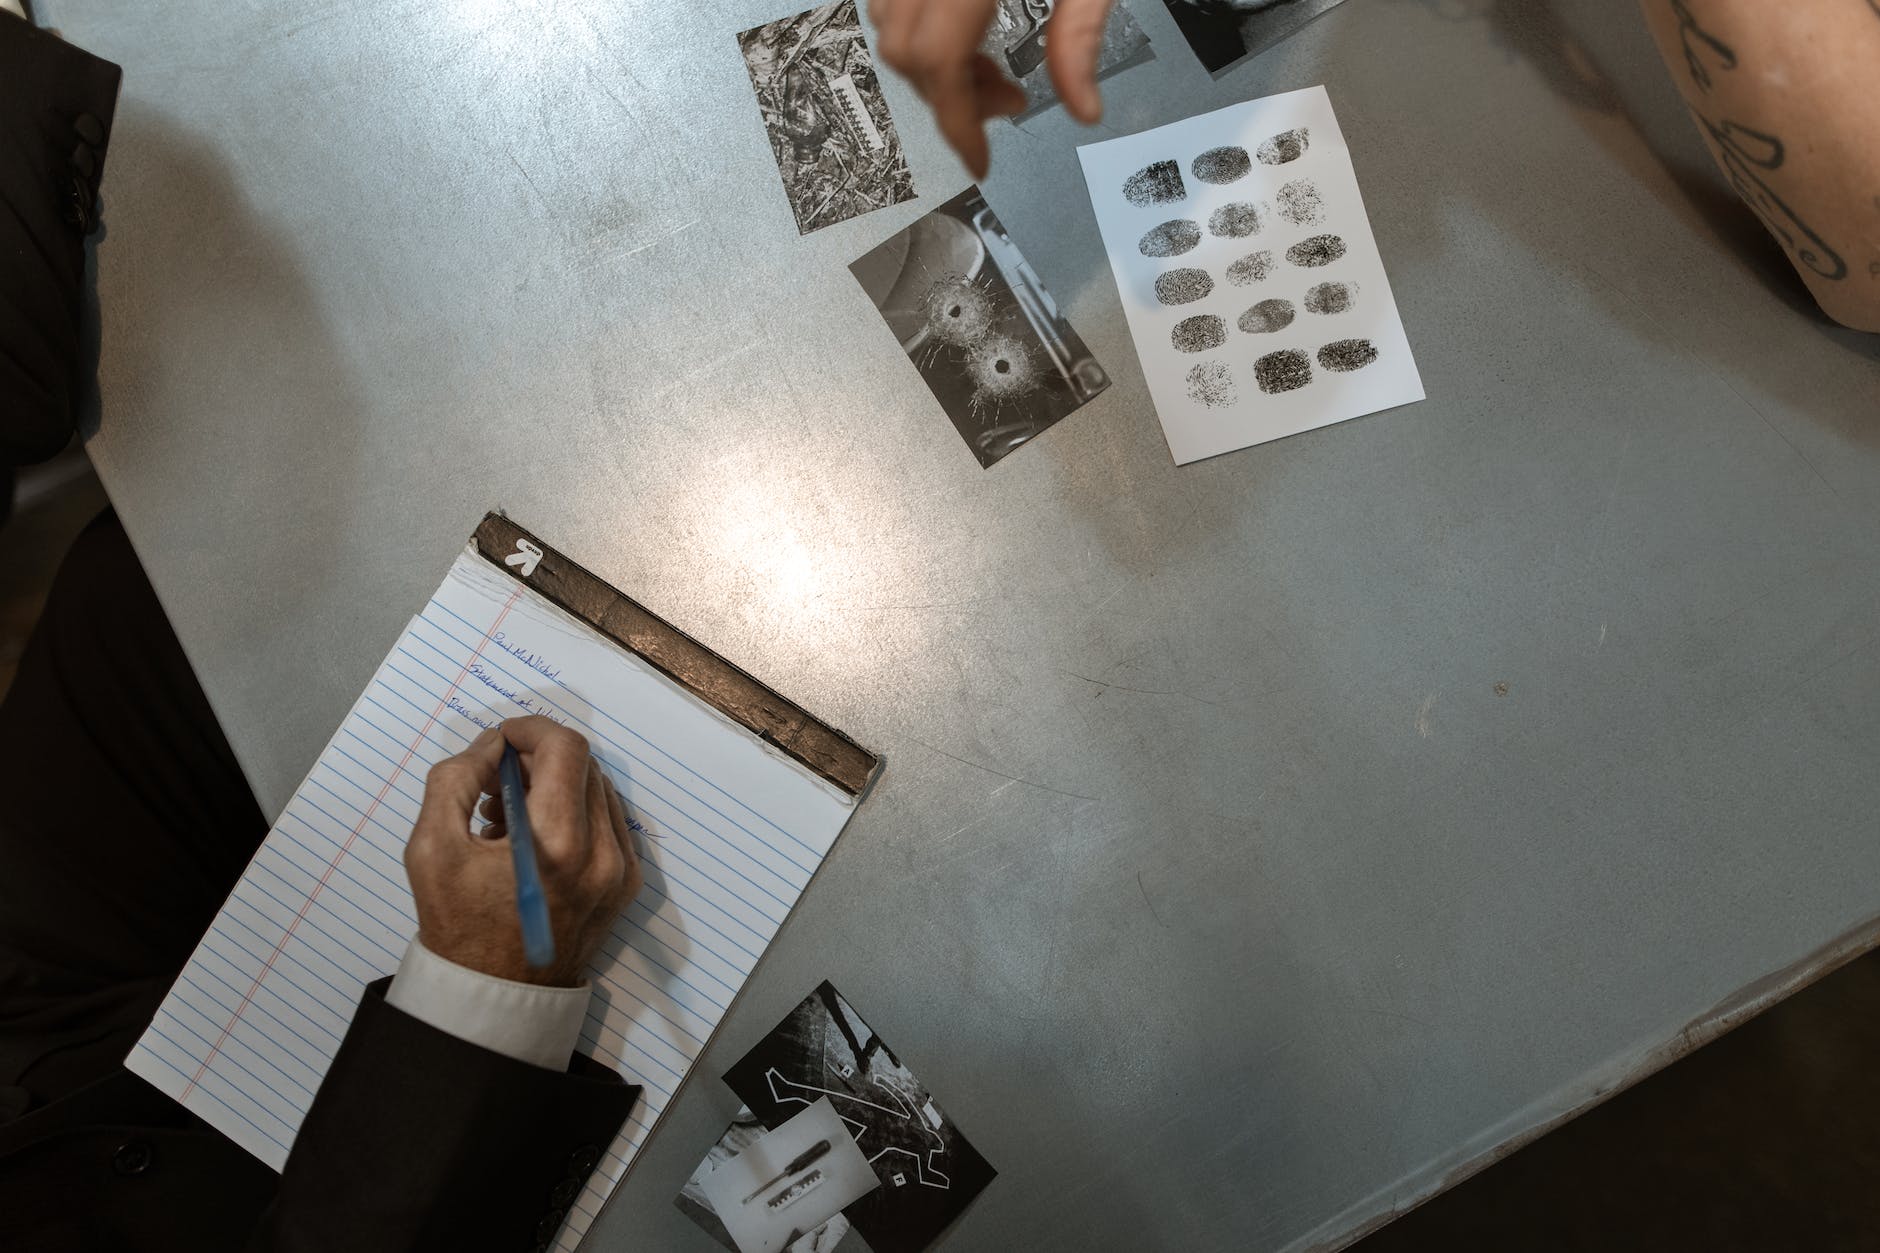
[1136,870,1170,930]
[1699,561,1845,633]
[616,218,698,262]
[845,594,1009,614]
[680,340,760,381]
[1598,622,1607,649]
[1793,623,1880,688]
[1717,372,1847,508]
[1065,669,1225,709]
[935,813,989,847]
[505,148,551,213]
[249,3,356,51]
[906,736,1096,803]
[1089,579,1129,614]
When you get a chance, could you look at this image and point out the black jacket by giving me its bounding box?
[0,20,640,1250]
[0,980,638,1252]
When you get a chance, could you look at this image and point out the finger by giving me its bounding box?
[600,770,641,904]
[415,727,504,838]
[909,0,998,177]
[972,53,1027,119]
[870,0,913,74]
[477,792,507,841]
[581,760,626,898]
[1044,0,1115,124]
[932,61,991,177]
[501,716,591,848]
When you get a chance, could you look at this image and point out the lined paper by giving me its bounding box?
[126,548,862,1251]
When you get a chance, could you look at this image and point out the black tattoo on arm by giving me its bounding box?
[1668,1,1851,280]
[1692,116,1851,278]
[1671,0,1735,91]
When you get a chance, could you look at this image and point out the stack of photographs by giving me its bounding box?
[677,982,996,1253]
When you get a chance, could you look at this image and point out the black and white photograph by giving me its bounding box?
[724,982,997,1253]
[687,1099,880,1253]
[981,0,1155,119]
[738,0,917,234]
[1159,0,1351,76]
[850,185,1109,467]
[676,1107,856,1253]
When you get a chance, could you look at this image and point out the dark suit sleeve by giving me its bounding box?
[248,979,639,1253]
[0,18,120,465]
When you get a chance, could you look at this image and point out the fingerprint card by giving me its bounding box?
[851,185,1110,467]
[1076,85,1423,465]
[738,0,916,234]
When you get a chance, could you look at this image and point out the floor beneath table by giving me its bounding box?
[2,461,1875,1252]
[1352,943,1880,1252]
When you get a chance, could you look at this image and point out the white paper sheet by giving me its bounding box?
[1077,85,1424,464]
[125,547,864,1253]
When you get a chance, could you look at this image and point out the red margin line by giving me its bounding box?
[181,587,524,1103]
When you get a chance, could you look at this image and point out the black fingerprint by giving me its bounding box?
[1191,146,1251,185]
[1257,128,1309,165]
[1186,360,1237,408]
[1237,299,1295,334]
[1225,250,1274,286]
[1317,338,1379,371]
[1276,179,1324,227]
[1208,201,1264,238]
[1154,268,1214,306]
[1254,349,1313,393]
[1286,234,1346,267]
[1171,314,1226,354]
[1303,281,1355,314]
[1124,160,1186,207]
[1139,219,1202,258]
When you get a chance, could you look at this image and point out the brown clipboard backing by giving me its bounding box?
[471,513,879,798]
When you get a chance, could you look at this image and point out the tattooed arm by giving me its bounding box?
[1637,1,1880,331]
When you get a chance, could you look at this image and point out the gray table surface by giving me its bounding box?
[51,0,1880,1247]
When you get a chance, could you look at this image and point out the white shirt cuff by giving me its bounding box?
[384,938,590,1072]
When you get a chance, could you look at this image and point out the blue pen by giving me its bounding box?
[497,741,556,969]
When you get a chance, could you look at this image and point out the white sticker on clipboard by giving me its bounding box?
[504,538,544,578]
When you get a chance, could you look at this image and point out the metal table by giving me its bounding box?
[52,0,1880,1247]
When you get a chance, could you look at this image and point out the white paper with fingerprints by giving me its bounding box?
[1077,85,1424,464]
[125,547,861,1252]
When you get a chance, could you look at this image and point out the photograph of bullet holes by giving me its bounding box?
[1126,127,1379,408]
[851,185,1110,467]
